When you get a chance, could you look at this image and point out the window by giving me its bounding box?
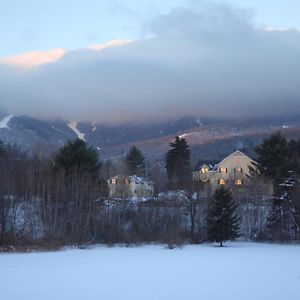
[234,168,243,173]
[235,179,243,185]
[219,168,227,174]
[218,179,225,185]
[201,167,209,174]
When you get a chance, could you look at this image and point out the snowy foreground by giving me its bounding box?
[1,242,300,300]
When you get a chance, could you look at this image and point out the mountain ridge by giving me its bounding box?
[0,114,299,162]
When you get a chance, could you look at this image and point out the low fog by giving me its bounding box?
[1,2,300,123]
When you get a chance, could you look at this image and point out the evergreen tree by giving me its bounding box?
[53,138,100,175]
[207,187,240,246]
[255,132,290,180]
[255,133,300,240]
[125,146,146,176]
[165,136,191,190]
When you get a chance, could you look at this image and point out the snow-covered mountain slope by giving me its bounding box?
[0,115,14,129]
[0,114,299,161]
[67,121,85,141]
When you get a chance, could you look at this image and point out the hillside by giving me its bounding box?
[0,114,300,162]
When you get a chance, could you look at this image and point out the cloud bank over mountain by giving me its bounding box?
[1,1,300,123]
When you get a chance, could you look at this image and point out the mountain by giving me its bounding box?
[1,114,300,163]
[0,115,203,156]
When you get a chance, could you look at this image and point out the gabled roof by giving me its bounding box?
[216,150,256,167]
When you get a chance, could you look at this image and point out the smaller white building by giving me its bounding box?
[107,174,154,199]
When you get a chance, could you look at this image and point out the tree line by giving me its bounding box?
[0,132,299,250]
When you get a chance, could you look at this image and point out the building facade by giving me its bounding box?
[193,150,257,190]
[107,174,154,199]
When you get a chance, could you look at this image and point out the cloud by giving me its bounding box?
[1,1,300,123]
[0,48,66,68]
[0,39,132,68]
[85,39,133,51]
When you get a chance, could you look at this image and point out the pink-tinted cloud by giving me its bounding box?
[0,39,132,68]
[0,48,65,68]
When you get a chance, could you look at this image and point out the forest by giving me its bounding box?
[0,132,299,251]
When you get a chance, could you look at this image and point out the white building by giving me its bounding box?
[107,174,154,199]
[193,150,258,189]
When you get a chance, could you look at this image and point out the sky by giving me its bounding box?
[0,0,300,122]
[1,0,300,57]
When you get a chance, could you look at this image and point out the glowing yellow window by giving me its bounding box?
[218,179,225,185]
[201,167,209,173]
[219,168,227,174]
[235,179,243,185]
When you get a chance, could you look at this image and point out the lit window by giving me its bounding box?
[235,179,243,185]
[234,168,243,173]
[201,167,209,174]
[112,179,116,184]
[219,168,227,174]
[218,179,225,185]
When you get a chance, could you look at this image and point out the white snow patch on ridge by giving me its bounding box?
[179,132,193,139]
[0,115,14,129]
[67,121,85,141]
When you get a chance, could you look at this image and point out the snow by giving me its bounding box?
[1,242,300,300]
[67,121,85,140]
[196,117,203,126]
[129,175,152,184]
[0,114,14,129]
[179,133,190,138]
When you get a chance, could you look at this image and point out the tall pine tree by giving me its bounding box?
[165,136,191,190]
[207,187,240,246]
[255,132,300,240]
[53,138,100,175]
[125,146,146,176]
[255,132,290,180]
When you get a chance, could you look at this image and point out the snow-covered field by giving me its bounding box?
[1,242,300,300]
